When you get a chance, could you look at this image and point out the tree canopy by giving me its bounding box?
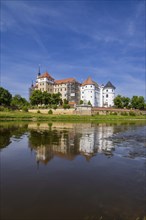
[11,94,29,109]
[114,95,145,110]
[30,90,62,106]
[0,87,12,106]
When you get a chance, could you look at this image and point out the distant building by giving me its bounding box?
[29,69,116,107]
[80,76,100,106]
[54,78,80,104]
[102,81,116,107]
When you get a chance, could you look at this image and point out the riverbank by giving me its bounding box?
[0,111,145,122]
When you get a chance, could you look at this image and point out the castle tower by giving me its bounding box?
[80,76,100,106]
[102,81,116,107]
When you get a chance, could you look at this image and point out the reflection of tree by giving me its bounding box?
[29,129,62,148]
[0,128,11,149]
[0,124,28,149]
[29,127,81,164]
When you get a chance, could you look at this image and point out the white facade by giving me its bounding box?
[102,81,116,107]
[80,77,115,107]
[81,84,100,106]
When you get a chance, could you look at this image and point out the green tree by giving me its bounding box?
[0,87,12,106]
[80,100,83,105]
[30,90,43,105]
[51,93,62,105]
[137,96,145,110]
[42,91,51,105]
[122,96,130,108]
[88,101,92,106]
[131,96,139,109]
[63,98,68,104]
[11,94,29,109]
[114,95,123,108]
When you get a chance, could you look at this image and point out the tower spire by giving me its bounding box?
[38,64,41,76]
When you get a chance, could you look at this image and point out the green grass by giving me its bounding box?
[0,110,145,122]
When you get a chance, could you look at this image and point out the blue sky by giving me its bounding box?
[0,0,145,99]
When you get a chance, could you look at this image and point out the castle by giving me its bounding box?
[30,69,116,107]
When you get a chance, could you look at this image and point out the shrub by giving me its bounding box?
[37,110,40,113]
[121,112,128,116]
[63,104,70,109]
[129,111,136,116]
[53,105,57,110]
[80,100,83,105]
[48,109,53,114]
[0,106,5,111]
[22,106,28,112]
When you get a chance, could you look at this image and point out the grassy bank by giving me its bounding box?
[0,111,145,122]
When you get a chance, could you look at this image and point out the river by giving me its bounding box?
[0,121,146,220]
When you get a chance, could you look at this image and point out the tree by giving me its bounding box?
[131,96,139,109]
[0,87,12,106]
[80,100,83,105]
[122,96,130,108]
[88,101,92,106]
[11,94,29,109]
[137,96,145,110]
[63,98,68,104]
[114,95,123,108]
[30,90,43,105]
[51,93,62,105]
[42,91,51,105]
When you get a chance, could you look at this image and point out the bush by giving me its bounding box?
[63,104,70,109]
[0,106,10,112]
[129,111,136,116]
[52,105,57,110]
[0,106,5,111]
[48,109,53,114]
[110,112,117,115]
[22,106,28,112]
[37,110,40,113]
[121,112,128,116]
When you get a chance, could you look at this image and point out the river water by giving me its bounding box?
[0,121,146,220]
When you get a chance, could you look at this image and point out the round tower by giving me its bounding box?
[103,81,116,107]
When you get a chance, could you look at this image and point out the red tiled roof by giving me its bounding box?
[38,72,54,80]
[82,76,96,86]
[55,78,77,84]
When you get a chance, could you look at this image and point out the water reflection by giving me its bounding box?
[0,122,145,163]
[27,122,132,164]
[0,123,28,149]
[0,122,146,220]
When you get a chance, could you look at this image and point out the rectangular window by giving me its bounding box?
[106,94,108,98]
[106,89,108,92]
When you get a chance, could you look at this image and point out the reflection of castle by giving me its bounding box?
[79,126,98,159]
[28,123,115,165]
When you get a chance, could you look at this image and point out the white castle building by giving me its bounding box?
[30,69,116,107]
[80,76,116,107]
